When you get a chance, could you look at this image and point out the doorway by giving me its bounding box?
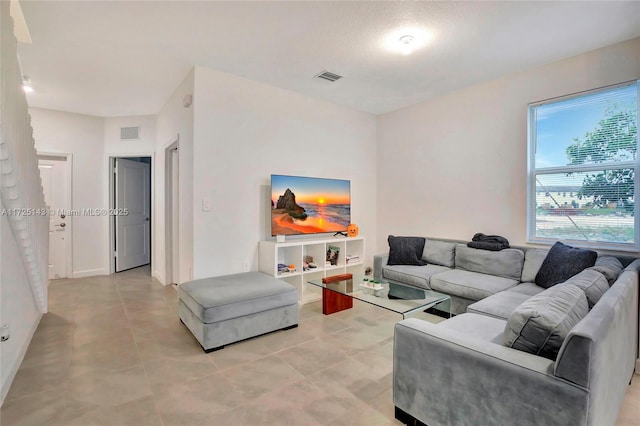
[110,156,152,273]
[165,141,179,284]
[37,153,72,279]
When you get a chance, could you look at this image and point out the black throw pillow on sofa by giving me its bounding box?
[535,242,597,289]
[387,236,427,266]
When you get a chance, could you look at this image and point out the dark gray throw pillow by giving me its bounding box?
[535,242,597,289]
[387,236,427,266]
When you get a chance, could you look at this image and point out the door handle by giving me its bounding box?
[145,217,149,221]
[56,223,66,228]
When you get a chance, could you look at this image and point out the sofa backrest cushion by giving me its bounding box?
[520,248,548,283]
[503,284,588,360]
[535,242,597,289]
[588,256,624,286]
[421,239,456,267]
[454,244,524,280]
[562,269,609,308]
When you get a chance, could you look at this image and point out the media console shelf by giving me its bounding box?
[259,236,364,304]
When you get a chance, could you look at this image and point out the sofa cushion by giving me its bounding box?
[387,236,426,266]
[438,312,506,344]
[430,269,519,301]
[421,239,456,267]
[588,256,624,286]
[507,282,545,296]
[503,284,588,360]
[562,269,609,308]
[382,264,450,290]
[520,249,548,283]
[467,291,531,321]
[535,242,597,289]
[454,244,524,280]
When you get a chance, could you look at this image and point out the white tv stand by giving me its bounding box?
[259,236,364,304]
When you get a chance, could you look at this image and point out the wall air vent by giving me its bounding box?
[120,126,140,141]
[315,70,343,82]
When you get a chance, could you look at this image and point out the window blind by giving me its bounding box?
[528,81,639,250]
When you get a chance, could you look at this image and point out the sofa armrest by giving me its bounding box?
[394,318,588,426]
[373,253,389,281]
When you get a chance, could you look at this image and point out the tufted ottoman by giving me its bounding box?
[178,272,299,352]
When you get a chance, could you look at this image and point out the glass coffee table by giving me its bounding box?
[307,275,451,319]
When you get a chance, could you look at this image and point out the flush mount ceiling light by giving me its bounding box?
[22,76,33,93]
[383,27,433,55]
[399,35,415,55]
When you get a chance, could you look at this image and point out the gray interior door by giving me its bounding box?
[115,158,150,272]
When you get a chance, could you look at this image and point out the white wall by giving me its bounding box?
[104,115,156,154]
[30,108,108,277]
[376,37,640,254]
[192,67,377,278]
[154,70,194,284]
[0,200,41,402]
[1,1,46,402]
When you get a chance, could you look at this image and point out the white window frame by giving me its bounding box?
[527,81,640,251]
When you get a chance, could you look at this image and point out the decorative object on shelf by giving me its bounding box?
[326,245,340,266]
[345,254,360,264]
[322,273,353,284]
[347,223,359,237]
[288,264,296,272]
[364,266,372,276]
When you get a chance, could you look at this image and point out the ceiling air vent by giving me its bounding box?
[315,70,343,82]
[120,126,140,141]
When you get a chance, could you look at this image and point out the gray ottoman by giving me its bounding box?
[178,272,299,352]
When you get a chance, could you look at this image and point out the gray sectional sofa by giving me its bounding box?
[375,238,640,426]
[374,238,635,315]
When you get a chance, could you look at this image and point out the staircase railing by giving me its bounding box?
[0,3,49,313]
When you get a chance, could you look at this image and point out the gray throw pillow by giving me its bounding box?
[588,256,624,286]
[534,242,597,289]
[503,284,588,360]
[563,269,609,308]
[387,236,427,266]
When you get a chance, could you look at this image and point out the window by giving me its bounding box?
[528,81,639,251]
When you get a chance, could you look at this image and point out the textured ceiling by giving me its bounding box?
[17,1,640,117]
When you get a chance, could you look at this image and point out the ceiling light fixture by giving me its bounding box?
[399,35,415,55]
[383,27,433,55]
[22,76,33,93]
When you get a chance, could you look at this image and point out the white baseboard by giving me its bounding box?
[72,268,107,279]
[0,314,41,404]
[152,270,168,286]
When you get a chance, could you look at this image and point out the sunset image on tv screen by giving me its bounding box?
[271,175,351,236]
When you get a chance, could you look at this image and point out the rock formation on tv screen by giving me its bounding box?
[276,189,307,219]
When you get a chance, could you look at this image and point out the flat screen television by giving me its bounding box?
[271,174,351,236]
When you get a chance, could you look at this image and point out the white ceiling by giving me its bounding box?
[17,1,640,117]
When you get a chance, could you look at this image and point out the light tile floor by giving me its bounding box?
[1,266,639,425]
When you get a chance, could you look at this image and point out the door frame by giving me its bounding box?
[106,152,154,275]
[37,151,73,279]
[165,139,179,285]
